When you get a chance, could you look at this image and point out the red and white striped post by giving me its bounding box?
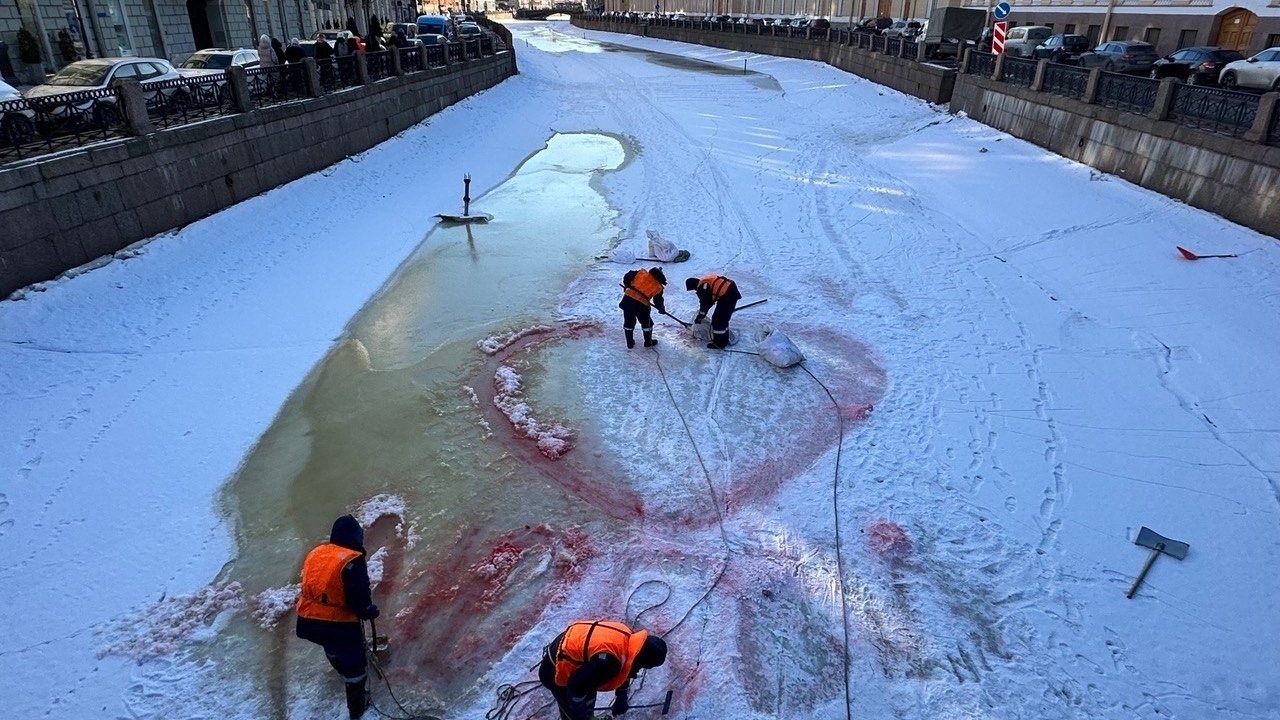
[992,20,1007,54]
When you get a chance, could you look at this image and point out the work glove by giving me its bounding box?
[694,313,705,324]
[360,604,379,620]
[653,298,666,314]
[611,695,630,716]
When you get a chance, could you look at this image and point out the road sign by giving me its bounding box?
[992,20,1007,54]
[993,2,1010,19]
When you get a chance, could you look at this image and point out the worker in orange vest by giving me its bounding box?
[685,274,742,349]
[539,620,668,720]
[619,267,668,349]
[295,515,381,719]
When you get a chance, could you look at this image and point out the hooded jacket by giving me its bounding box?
[296,516,376,644]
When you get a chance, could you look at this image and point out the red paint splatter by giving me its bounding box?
[865,520,913,558]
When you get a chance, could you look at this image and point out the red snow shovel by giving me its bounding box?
[1177,246,1236,260]
[1126,527,1189,599]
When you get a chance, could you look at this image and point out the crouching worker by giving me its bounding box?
[540,620,668,719]
[686,274,742,349]
[619,267,668,349]
[296,514,381,719]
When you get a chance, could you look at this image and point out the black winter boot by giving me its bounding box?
[345,677,368,719]
[643,327,657,347]
[625,329,635,349]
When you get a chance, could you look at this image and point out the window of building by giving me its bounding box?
[1144,27,1160,46]
[1064,23,1075,34]
[1178,28,1196,48]
[1112,25,1129,40]
[1267,33,1280,48]
[1044,23,1053,30]
[1087,24,1101,43]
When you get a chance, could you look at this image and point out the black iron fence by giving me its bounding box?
[1042,64,1089,100]
[1270,106,1280,146]
[1095,73,1159,115]
[366,50,394,81]
[1,86,127,161]
[245,64,310,107]
[1167,84,1258,137]
[1002,56,1036,89]
[968,51,995,77]
[144,75,237,129]
[2,38,508,165]
[400,46,425,73]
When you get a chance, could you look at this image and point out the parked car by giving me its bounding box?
[177,48,259,74]
[1218,46,1280,91]
[1150,46,1244,85]
[24,57,183,123]
[1078,40,1159,74]
[389,22,419,40]
[809,18,831,32]
[417,14,452,39]
[457,22,484,38]
[1002,25,1051,57]
[1,79,36,145]
[1032,33,1090,64]
[881,20,911,37]
[854,16,893,34]
[418,33,449,47]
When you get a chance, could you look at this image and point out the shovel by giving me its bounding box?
[1126,527,1189,599]
[1177,246,1236,260]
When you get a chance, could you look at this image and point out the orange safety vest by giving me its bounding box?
[296,543,362,622]
[623,270,664,306]
[553,621,649,691]
[699,274,733,301]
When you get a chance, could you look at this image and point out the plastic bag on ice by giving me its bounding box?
[647,230,680,262]
[755,325,804,367]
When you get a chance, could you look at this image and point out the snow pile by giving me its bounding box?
[97,582,244,661]
[252,584,299,629]
[492,364,573,459]
[478,325,554,355]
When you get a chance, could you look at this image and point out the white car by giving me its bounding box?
[24,57,183,123]
[1218,46,1280,91]
[1,79,37,146]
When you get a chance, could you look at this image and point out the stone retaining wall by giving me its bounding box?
[0,51,517,297]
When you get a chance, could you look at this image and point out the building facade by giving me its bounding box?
[599,0,1280,55]
[1,0,440,80]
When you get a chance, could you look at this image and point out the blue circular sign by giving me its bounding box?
[993,2,1011,19]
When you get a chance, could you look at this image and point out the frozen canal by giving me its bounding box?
[2,20,1279,720]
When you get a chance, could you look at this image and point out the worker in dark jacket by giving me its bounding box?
[686,274,742,349]
[539,620,668,720]
[619,267,668,349]
[296,515,380,719]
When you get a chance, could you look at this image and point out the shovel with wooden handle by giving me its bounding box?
[1126,527,1189,599]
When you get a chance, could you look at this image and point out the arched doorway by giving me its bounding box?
[1214,8,1257,53]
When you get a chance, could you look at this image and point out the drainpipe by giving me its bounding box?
[1098,0,1118,43]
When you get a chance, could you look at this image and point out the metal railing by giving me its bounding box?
[424,45,448,67]
[400,46,425,73]
[319,55,361,92]
[245,64,309,107]
[1002,56,1036,88]
[448,41,466,63]
[144,75,236,129]
[1269,105,1280,146]
[1042,64,1089,99]
[901,40,919,60]
[968,51,996,77]
[2,86,126,162]
[1167,84,1259,137]
[366,50,394,81]
[1094,72,1159,115]
[887,37,901,56]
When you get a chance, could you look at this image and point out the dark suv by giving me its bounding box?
[1079,40,1160,74]
[1032,34,1091,64]
[1150,46,1245,85]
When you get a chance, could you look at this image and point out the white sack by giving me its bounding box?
[647,230,680,262]
[755,325,804,367]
